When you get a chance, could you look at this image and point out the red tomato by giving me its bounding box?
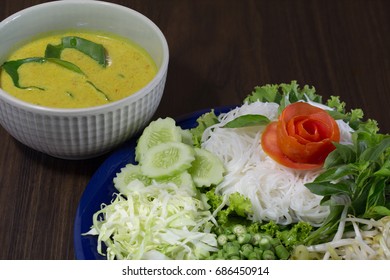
[261,102,340,170]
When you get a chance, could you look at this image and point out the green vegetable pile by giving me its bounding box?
[86,81,390,260]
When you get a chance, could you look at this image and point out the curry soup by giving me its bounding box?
[0,31,157,108]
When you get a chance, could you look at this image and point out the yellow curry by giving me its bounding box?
[0,31,157,108]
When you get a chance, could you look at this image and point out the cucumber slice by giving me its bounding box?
[113,164,152,193]
[188,148,225,188]
[141,142,195,179]
[155,171,194,187]
[135,117,182,162]
[154,171,197,196]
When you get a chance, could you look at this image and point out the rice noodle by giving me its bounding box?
[202,101,353,226]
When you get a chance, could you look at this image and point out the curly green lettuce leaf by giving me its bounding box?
[205,188,253,226]
[276,221,313,249]
[190,110,219,148]
[227,192,253,217]
[326,95,364,130]
[244,80,321,113]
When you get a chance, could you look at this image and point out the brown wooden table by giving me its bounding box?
[1,0,389,260]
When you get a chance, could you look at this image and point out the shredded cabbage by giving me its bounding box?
[85,180,218,260]
[201,101,353,226]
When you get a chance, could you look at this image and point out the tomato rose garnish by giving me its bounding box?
[261,102,340,170]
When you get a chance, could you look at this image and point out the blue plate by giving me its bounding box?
[73,106,235,260]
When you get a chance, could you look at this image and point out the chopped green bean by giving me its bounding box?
[251,233,262,246]
[240,244,254,258]
[237,233,252,244]
[232,224,247,236]
[223,242,240,258]
[247,251,258,260]
[227,234,236,241]
[258,236,273,250]
[262,249,275,260]
[254,247,264,259]
[208,222,301,260]
[217,234,228,246]
[275,244,290,260]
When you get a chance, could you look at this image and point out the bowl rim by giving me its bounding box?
[0,0,169,116]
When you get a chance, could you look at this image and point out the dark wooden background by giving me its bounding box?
[1,0,389,259]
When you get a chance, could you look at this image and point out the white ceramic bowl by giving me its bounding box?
[0,0,169,159]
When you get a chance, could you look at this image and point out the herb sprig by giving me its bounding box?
[305,120,390,244]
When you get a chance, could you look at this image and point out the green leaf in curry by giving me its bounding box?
[45,36,108,67]
[1,57,85,90]
[86,80,110,101]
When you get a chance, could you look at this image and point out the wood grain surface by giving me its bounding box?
[0,0,389,259]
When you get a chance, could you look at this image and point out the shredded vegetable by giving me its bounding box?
[85,180,218,260]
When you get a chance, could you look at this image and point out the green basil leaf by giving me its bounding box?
[359,136,390,162]
[355,162,374,188]
[313,164,356,183]
[374,157,390,176]
[365,178,387,212]
[365,205,390,218]
[45,36,108,67]
[305,181,351,196]
[1,57,85,90]
[324,143,356,168]
[304,204,344,245]
[223,114,270,128]
[319,195,332,206]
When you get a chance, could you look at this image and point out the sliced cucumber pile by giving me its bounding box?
[114,117,225,192]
